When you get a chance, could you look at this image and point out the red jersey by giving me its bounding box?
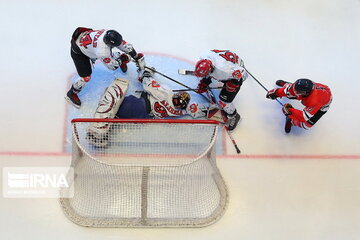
[277,82,332,128]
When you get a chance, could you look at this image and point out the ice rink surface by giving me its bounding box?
[1,0,360,239]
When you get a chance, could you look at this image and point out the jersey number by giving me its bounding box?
[79,33,92,48]
[154,102,168,118]
[212,49,239,64]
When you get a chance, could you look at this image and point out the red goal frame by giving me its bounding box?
[72,118,219,125]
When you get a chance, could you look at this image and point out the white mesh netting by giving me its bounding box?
[60,119,228,227]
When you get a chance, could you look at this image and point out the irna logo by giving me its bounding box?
[3,167,74,198]
[7,173,69,188]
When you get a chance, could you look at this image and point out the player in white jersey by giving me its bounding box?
[65,27,145,108]
[193,49,248,131]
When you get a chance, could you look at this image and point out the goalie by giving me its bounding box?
[87,68,222,147]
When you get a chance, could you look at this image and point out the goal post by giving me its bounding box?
[60,118,228,227]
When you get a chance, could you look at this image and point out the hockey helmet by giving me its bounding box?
[194,59,213,77]
[103,30,123,47]
[294,78,314,96]
[172,91,191,109]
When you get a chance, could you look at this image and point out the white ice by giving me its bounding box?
[0,0,360,239]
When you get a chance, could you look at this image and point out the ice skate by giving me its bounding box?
[227,112,241,131]
[65,87,81,108]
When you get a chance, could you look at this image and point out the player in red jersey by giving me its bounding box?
[266,78,332,133]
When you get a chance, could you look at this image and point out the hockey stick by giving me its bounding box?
[243,67,284,106]
[205,89,241,154]
[179,67,284,106]
[172,86,222,92]
[177,69,224,92]
[135,87,221,94]
[178,67,241,153]
[145,66,213,103]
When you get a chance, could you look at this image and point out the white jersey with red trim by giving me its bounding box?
[200,49,248,81]
[75,29,135,66]
[142,76,206,119]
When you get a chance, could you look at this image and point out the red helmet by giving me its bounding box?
[194,59,212,77]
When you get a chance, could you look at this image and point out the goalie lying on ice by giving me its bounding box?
[86,68,223,147]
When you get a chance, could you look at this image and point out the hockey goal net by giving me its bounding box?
[60,118,228,227]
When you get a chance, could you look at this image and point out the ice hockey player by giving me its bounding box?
[116,68,212,119]
[266,78,332,133]
[65,27,145,108]
[86,68,219,147]
[193,49,248,131]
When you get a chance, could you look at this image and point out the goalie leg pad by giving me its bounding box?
[87,78,129,146]
[94,78,129,119]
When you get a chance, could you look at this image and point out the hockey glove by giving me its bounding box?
[266,88,279,99]
[118,53,130,63]
[196,77,212,93]
[134,53,145,70]
[282,103,293,116]
[138,68,154,83]
[118,54,130,73]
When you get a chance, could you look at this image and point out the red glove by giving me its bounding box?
[134,52,144,61]
[119,53,130,64]
[196,77,211,93]
[282,103,293,116]
[266,88,279,99]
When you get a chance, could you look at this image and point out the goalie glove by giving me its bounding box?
[282,103,294,116]
[187,103,207,118]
